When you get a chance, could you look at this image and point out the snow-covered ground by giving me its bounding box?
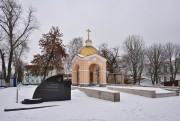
[0,87,5,89]
[0,85,180,121]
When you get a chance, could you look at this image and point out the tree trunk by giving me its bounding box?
[6,51,13,84]
[153,74,155,85]
[154,65,158,84]
[138,73,142,85]
[42,69,47,81]
[0,51,6,79]
[5,82,11,87]
[150,72,153,84]
[155,72,158,84]
[133,70,137,84]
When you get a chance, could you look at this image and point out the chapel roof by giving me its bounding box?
[78,29,99,57]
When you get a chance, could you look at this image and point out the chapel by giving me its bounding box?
[72,29,107,87]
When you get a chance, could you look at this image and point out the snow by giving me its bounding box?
[77,54,84,58]
[108,86,172,93]
[0,87,5,89]
[0,85,180,121]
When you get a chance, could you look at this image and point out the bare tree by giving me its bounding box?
[146,44,166,84]
[119,54,130,75]
[0,35,7,80]
[137,50,145,83]
[164,42,180,82]
[99,43,121,73]
[0,48,6,79]
[0,31,2,41]
[0,32,3,75]
[0,0,38,86]
[65,37,83,73]
[123,35,145,84]
[13,41,29,82]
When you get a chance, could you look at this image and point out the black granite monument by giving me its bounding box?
[33,75,71,101]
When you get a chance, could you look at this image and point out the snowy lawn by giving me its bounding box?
[0,85,180,121]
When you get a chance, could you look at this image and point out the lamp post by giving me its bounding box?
[16,78,18,103]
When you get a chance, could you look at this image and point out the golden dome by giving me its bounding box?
[78,29,99,57]
[79,46,99,57]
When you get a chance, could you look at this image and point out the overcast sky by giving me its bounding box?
[19,0,180,63]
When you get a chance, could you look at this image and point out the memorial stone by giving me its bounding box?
[33,75,71,101]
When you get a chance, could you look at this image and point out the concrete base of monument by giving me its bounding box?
[89,83,97,86]
[72,84,79,86]
[79,84,89,87]
[78,87,120,102]
[107,86,179,98]
[99,84,107,87]
[78,83,107,87]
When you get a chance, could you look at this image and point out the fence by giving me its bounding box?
[107,73,124,84]
[0,78,17,87]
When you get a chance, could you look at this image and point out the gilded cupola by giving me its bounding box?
[79,29,99,57]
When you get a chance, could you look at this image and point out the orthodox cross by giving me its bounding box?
[86,29,91,40]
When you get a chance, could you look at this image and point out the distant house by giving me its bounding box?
[143,59,180,85]
[158,62,180,86]
[23,69,43,85]
[158,61,180,83]
[23,65,64,85]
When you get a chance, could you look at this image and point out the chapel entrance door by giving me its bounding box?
[90,71,93,83]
